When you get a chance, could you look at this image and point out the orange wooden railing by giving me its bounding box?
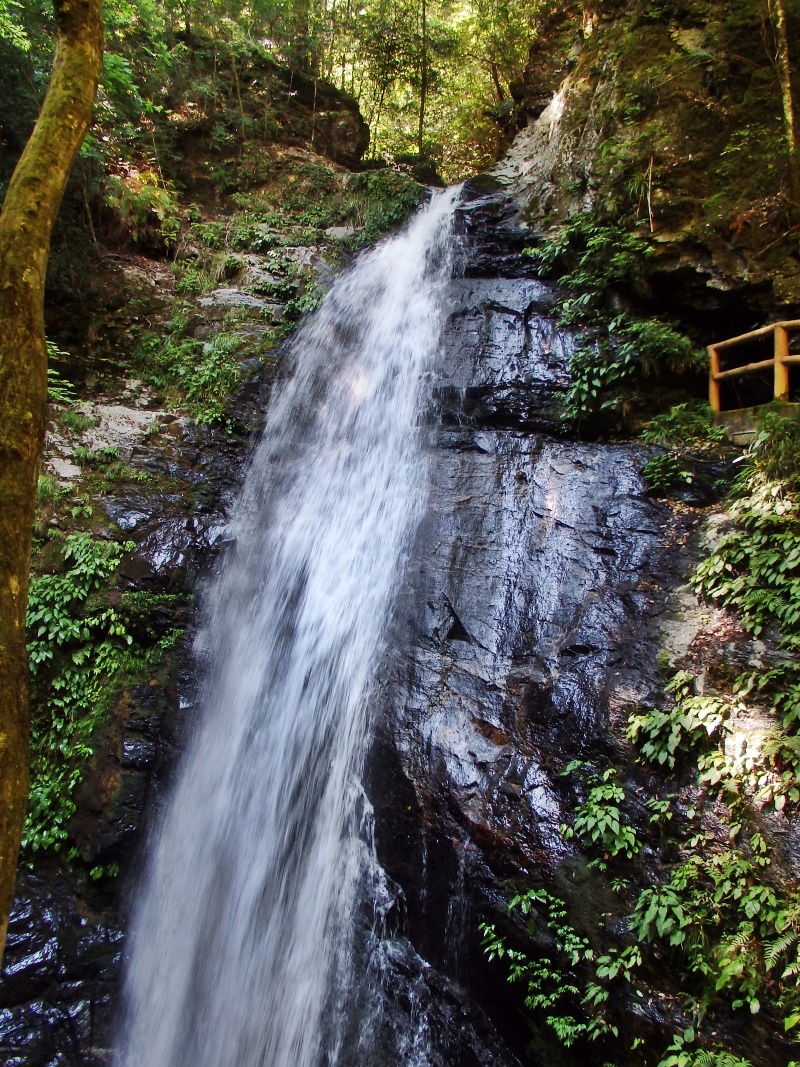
[708,320,800,412]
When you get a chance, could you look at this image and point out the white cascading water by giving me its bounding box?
[118,187,460,1067]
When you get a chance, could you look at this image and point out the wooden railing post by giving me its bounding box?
[775,324,790,401]
[708,345,721,412]
[708,319,798,412]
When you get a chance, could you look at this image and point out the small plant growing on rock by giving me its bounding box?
[559,762,640,868]
[59,409,98,433]
[627,672,730,770]
[46,363,76,406]
[480,887,613,1049]
[643,452,693,494]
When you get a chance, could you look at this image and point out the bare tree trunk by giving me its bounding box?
[0,0,103,963]
[417,0,427,155]
[231,55,247,141]
[489,60,505,102]
[769,0,798,190]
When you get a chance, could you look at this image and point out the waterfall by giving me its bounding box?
[117,187,460,1067]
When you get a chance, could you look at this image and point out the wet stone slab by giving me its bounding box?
[0,872,122,1067]
[363,189,686,1060]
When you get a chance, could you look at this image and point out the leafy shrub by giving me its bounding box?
[610,315,702,377]
[530,215,704,429]
[627,672,730,769]
[657,1033,753,1067]
[562,316,705,429]
[640,403,728,494]
[25,534,135,853]
[183,332,242,423]
[314,171,428,246]
[629,847,800,1023]
[643,452,693,493]
[228,221,276,253]
[137,326,244,423]
[559,762,640,866]
[746,411,800,485]
[282,281,324,324]
[641,402,727,448]
[693,418,800,648]
[531,215,652,297]
[105,170,181,248]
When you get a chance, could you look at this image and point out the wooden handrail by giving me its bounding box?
[712,319,800,351]
[712,358,775,382]
[708,321,797,412]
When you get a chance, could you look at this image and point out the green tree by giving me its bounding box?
[0,0,103,962]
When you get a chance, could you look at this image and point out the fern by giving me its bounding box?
[764,931,800,970]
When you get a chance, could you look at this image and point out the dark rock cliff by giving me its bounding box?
[361,178,798,1065]
[358,180,700,1066]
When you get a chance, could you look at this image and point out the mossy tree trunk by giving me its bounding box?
[768,0,798,191]
[0,0,103,963]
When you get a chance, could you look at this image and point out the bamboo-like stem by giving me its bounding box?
[768,0,798,191]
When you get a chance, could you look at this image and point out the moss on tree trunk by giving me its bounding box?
[768,0,798,190]
[0,0,103,962]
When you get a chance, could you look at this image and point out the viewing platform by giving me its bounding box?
[708,320,800,412]
[708,321,800,443]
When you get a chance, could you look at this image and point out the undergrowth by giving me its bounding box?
[528,214,705,432]
[136,326,247,423]
[25,533,184,860]
[640,402,728,495]
[483,412,800,1065]
[26,534,133,854]
[693,412,800,649]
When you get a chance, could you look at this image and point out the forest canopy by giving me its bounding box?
[0,0,552,187]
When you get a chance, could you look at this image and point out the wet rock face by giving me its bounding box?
[366,189,682,1060]
[433,278,568,434]
[0,872,122,1067]
[373,425,666,938]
